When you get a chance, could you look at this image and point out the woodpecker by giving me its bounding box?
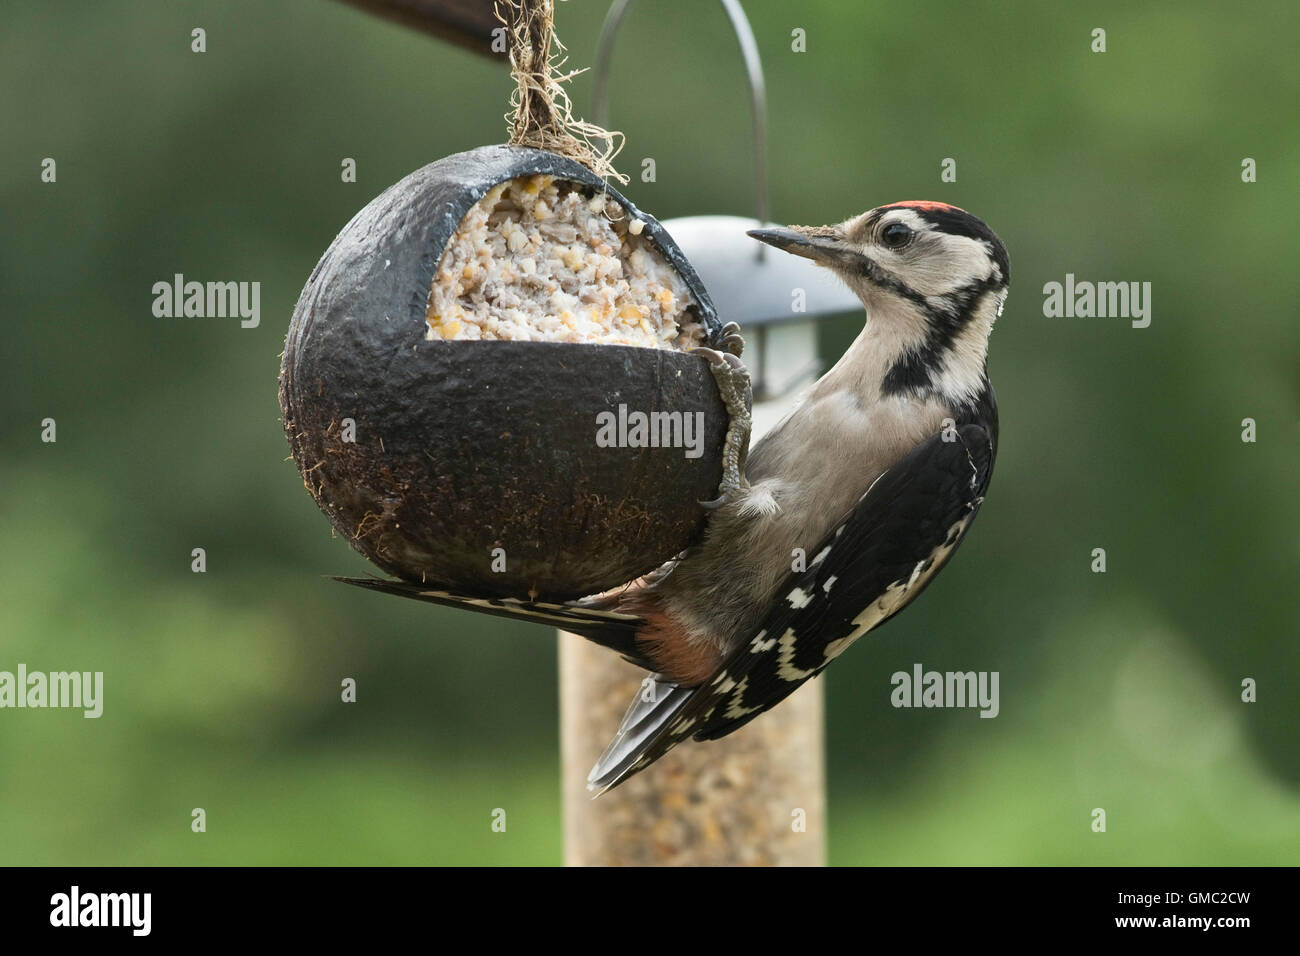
[344,200,1008,793]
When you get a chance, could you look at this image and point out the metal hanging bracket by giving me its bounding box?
[591,0,770,242]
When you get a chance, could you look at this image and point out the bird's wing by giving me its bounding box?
[336,576,654,670]
[587,422,995,793]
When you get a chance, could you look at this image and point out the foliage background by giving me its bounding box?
[1,0,1296,864]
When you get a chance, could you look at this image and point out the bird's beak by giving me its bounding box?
[746,225,859,269]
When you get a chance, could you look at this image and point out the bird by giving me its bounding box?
[342,200,1009,793]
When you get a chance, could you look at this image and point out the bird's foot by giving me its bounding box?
[693,345,752,510]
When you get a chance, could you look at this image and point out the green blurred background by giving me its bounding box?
[2,0,1296,865]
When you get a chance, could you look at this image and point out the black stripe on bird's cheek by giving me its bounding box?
[879,278,1003,399]
[858,257,930,310]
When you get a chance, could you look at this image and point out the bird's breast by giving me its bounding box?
[749,388,951,509]
[725,388,951,605]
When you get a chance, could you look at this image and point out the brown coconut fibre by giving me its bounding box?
[426,175,706,350]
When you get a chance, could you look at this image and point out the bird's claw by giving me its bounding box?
[692,346,725,366]
[692,341,753,509]
[716,321,745,358]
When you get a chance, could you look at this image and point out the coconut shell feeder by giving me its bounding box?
[280,2,740,600]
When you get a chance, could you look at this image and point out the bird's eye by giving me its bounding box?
[881,222,913,248]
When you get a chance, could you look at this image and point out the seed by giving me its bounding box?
[425,175,706,349]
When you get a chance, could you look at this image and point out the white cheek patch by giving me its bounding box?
[902,234,996,296]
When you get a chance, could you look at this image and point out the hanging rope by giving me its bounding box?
[496,0,628,183]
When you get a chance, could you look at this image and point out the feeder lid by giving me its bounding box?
[661,215,862,328]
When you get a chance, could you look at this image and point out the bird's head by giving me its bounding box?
[748,202,1009,402]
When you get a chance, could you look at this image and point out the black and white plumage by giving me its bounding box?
[342,200,1009,793]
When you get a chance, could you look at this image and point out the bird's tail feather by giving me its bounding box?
[334,576,653,669]
[586,678,696,795]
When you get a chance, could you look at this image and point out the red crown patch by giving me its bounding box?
[885,200,966,213]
